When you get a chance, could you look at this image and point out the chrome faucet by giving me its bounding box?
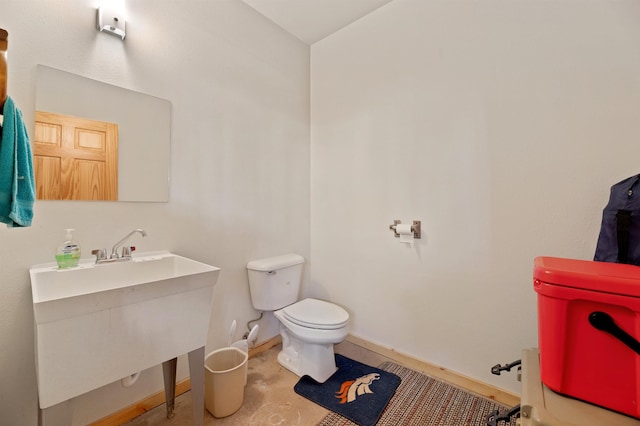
[110,228,147,259]
[92,228,147,264]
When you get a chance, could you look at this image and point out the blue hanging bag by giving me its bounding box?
[595,174,640,265]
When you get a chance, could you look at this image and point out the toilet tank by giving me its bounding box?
[247,254,304,311]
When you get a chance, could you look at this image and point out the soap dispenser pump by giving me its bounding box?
[56,228,81,269]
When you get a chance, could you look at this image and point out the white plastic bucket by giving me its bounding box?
[204,347,248,418]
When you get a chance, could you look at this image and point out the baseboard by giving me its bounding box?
[91,334,518,425]
[89,378,192,426]
[345,334,521,407]
[249,335,282,357]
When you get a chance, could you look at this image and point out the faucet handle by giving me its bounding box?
[121,246,136,258]
[91,248,108,261]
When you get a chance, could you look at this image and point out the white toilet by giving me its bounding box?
[247,254,350,383]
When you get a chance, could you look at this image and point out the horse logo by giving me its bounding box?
[335,373,381,404]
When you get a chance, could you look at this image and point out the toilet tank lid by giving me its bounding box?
[247,253,304,271]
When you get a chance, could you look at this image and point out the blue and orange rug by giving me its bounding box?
[317,360,518,426]
[294,354,401,426]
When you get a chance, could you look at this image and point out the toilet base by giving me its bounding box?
[277,328,338,383]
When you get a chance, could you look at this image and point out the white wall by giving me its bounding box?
[0,1,309,425]
[310,0,640,394]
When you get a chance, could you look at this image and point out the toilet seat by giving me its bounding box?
[281,298,349,330]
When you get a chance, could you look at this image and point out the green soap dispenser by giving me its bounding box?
[56,228,81,269]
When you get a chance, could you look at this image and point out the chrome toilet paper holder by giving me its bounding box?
[389,220,421,239]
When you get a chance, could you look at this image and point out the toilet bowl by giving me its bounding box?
[274,298,349,382]
[246,254,350,383]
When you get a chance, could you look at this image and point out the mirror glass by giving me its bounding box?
[35,65,171,202]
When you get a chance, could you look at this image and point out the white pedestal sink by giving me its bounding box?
[30,251,220,426]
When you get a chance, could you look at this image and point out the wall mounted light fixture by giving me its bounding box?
[96,5,126,40]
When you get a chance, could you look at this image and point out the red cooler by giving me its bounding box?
[534,256,640,419]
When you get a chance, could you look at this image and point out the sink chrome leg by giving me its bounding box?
[162,357,177,419]
[188,346,205,426]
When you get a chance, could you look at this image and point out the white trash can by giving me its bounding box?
[204,346,248,418]
[231,339,249,385]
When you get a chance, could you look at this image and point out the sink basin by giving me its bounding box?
[31,251,218,323]
[30,251,220,410]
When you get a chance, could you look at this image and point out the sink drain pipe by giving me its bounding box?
[121,371,141,388]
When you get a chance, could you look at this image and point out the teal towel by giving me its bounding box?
[0,96,36,227]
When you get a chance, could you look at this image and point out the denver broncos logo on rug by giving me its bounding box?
[335,373,381,404]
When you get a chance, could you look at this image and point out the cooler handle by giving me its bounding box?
[588,311,640,356]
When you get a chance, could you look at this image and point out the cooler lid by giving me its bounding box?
[282,298,349,330]
[246,253,304,272]
[533,256,640,297]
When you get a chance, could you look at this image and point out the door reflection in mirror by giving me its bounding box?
[35,65,170,202]
[34,111,118,200]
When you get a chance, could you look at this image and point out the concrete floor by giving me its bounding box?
[123,341,392,426]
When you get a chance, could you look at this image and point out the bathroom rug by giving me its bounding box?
[294,354,401,426]
[317,361,518,426]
